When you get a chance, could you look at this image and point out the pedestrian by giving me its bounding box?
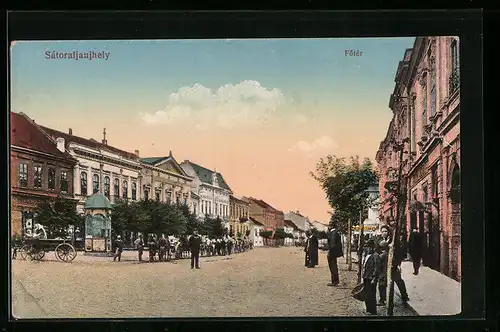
[113,235,124,262]
[377,240,389,306]
[304,230,311,267]
[306,230,319,268]
[362,239,380,315]
[390,232,410,303]
[134,234,144,262]
[158,235,169,262]
[216,238,222,256]
[408,228,423,275]
[148,235,157,262]
[227,236,233,255]
[379,225,391,243]
[188,229,202,269]
[326,225,343,286]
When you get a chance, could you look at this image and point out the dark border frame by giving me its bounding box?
[4,10,486,332]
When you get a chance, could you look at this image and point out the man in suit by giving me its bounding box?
[306,230,319,268]
[326,224,343,286]
[133,234,144,262]
[408,228,423,275]
[188,230,202,269]
[362,239,380,315]
[377,240,389,306]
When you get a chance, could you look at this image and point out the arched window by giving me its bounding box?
[113,178,120,199]
[104,176,110,199]
[92,174,99,194]
[131,182,137,200]
[80,172,88,196]
[122,181,128,199]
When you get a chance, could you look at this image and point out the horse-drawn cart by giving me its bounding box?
[18,238,77,262]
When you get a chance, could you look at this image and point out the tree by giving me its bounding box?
[35,196,82,239]
[310,155,378,233]
[245,229,251,237]
[204,216,226,238]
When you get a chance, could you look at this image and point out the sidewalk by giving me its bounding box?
[398,261,461,316]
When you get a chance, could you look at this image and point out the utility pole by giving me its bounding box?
[357,206,365,284]
[347,218,352,270]
[387,142,406,316]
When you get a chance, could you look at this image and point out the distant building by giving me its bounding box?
[249,217,265,247]
[139,152,194,207]
[310,220,329,232]
[229,195,250,238]
[10,112,78,237]
[180,160,232,229]
[284,210,311,233]
[243,197,285,230]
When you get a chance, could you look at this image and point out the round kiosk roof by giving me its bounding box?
[84,193,112,210]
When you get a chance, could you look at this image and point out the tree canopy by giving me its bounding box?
[34,196,84,239]
[310,155,378,234]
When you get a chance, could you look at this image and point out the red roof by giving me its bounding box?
[10,112,76,161]
[39,125,138,160]
[247,197,283,214]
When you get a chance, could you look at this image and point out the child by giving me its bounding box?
[362,239,380,315]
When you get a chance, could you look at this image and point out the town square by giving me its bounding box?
[10,36,461,318]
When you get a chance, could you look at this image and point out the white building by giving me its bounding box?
[354,185,382,236]
[283,219,297,246]
[180,160,233,229]
[284,210,311,233]
[138,152,194,207]
[40,126,142,213]
[249,217,265,247]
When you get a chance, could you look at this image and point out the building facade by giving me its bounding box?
[40,126,142,213]
[376,36,461,281]
[249,217,265,247]
[10,112,78,237]
[284,210,311,233]
[244,197,285,230]
[139,153,194,206]
[180,160,232,229]
[229,195,250,237]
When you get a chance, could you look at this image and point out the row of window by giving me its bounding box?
[18,163,69,193]
[408,39,459,153]
[80,172,137,200]
[231,204,249,219]
[142,188,187,205]
[201,200,228,217]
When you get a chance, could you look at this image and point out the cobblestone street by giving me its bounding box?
[11,247,415,318]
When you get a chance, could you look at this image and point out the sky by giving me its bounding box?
[10,37,415,222]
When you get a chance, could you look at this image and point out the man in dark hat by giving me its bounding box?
[408,228,423,275]
[188,229,202,269]
[362,239,380,315]
[377,240,389,306]
[326,224,343,286]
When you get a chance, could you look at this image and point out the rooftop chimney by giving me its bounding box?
[135,150,140,157]
[69,128,73,135]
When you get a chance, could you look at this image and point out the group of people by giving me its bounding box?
[303,223,423,316]
[111,232,253,265]
[360,224,425,315]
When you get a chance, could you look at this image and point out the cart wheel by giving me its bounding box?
[28,249,45,261]
[55,243,77,262]
[19,245,29,260]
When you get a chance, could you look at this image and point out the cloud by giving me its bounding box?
[288,135,339,153]
[140,80,286,128]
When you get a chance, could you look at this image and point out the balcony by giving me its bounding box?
[449,67,460,96]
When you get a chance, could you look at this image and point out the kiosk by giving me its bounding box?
[83,193,112,255]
